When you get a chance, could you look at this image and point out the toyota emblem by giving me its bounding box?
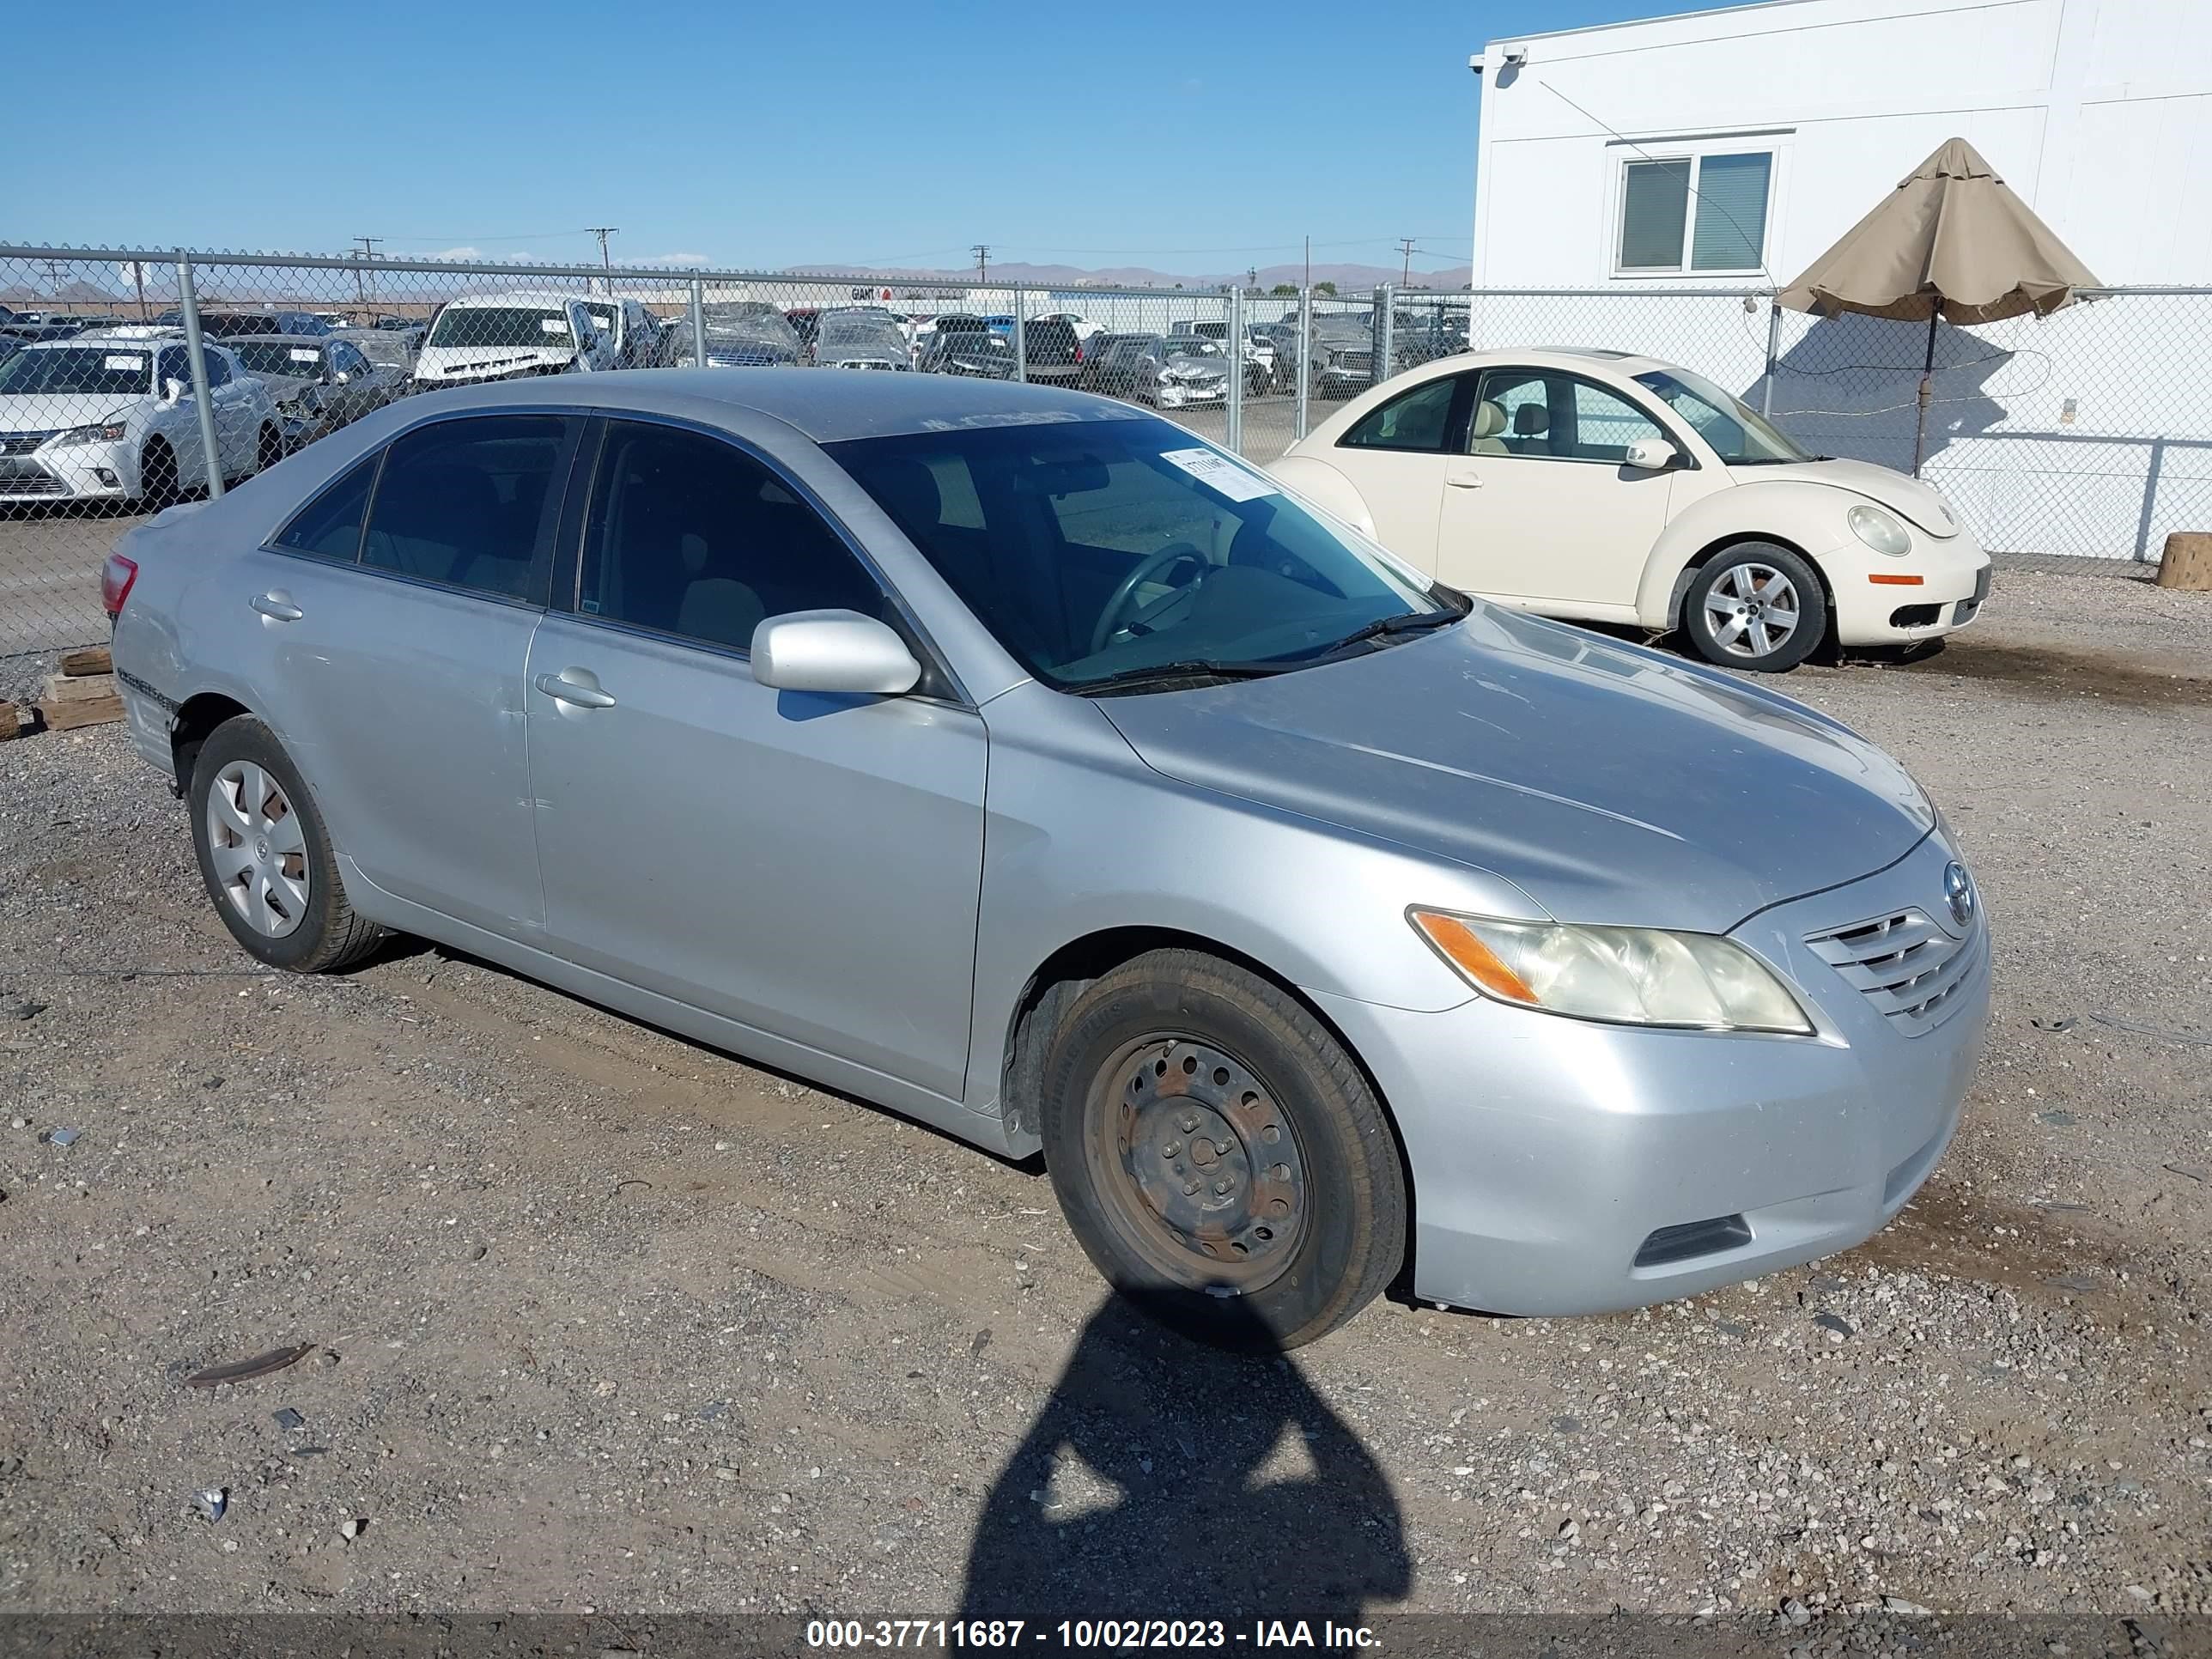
[1942,862,1975,928]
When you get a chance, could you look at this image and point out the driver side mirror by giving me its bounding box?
[1623,437,1679,471]
[163,377,186,404]
[750,610,920,696]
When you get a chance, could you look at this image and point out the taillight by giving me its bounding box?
[101,552,137,617]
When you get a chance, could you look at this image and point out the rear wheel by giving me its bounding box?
[188,717,386,973]
[1681,542,1826,672]
[1039,950,1407,1350]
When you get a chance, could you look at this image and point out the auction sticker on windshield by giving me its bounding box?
[105,355,147,373]
[1160,446,1276,503]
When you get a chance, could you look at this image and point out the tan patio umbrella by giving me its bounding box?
[1776,137,2100,473]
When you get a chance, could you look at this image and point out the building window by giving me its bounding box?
[1617,151,1772,273]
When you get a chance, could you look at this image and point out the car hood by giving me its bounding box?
[1097,606,1934,934]
[1729,457,1960,537]
[0,392,145,432]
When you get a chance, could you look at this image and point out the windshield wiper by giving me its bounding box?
[1073,659,1291,696]
[1300,605,1465,659]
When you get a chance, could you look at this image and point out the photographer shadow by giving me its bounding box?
[958,1291,1409,1624]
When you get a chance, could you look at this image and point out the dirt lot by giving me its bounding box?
[1,562,2208,1631]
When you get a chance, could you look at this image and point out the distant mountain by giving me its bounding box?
[791,258,1474,293]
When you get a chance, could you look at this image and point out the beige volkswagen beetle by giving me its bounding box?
[1272,348,1992,672]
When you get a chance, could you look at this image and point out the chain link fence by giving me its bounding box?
[4,242,2206,657]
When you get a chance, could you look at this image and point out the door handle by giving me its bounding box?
[535,671,617,709]
[1444,468,1485,489]
[251,593,303,622]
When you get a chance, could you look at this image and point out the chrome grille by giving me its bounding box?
[1805,908,1980,1036]
[0,430,57,457]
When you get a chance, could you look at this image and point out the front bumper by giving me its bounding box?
[1821,524,1992,645]
[1156,380,1228,408]
[1309,831,1990,1316]
[0,437,134,503]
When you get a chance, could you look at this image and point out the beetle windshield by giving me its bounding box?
[1632,367,1811,464]
[830,417,1450,691]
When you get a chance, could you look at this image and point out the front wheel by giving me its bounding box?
[255,423,283,474]
[188,717,386,973]
[1039,950,1407,1350]
[1681,542,1826,672]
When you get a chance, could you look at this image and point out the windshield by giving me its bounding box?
[817,314,905,353]
[427,306,574,349]
[231,341,324,377]
[1164,338,1223,358]
[1632,367,1810,464]
[0,345,152,398]
[1311,318,1370,343]
[830,417,1447,690]
[701,303,800,349]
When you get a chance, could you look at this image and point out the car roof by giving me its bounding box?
[1404,345,1678,379]
[399,366,1146,443]
[228,333,331,347]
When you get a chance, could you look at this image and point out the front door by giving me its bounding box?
[1436,367,1680,611]
[524,417,988,1099]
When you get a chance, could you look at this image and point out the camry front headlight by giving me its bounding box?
[58,416,129,445]
[1409,908,1812,1034]
[1848,503,1911,556]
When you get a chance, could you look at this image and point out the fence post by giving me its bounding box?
[1295,287,1313,441]
[690,277,707,368]
[1376,284,1395,387]
[1012,284,1027,384]
[1761,298,1782,417]
[175,252,223,501]
[1225,286,1245,453]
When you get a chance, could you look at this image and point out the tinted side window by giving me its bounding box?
[155,346,188,391]
[274,452,379,562]
[579,421,884,653]
[204,350,234,387]
[360,415,578,602]
[1340,374,1467,453]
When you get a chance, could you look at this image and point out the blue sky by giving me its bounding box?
[6,0,1728,277]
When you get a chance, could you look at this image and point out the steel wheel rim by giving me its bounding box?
[1084,1034,1310,1292]
[1703,562,1801,659]
[204,760,310,939]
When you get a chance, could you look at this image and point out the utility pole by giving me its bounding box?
[589,227,618,295]
[353,236,382,308]
[1303,235,1310,291]
[971,244,990,284]
[1398,238,1417,288]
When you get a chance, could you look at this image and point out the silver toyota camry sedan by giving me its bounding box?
[106,370,1990,1348]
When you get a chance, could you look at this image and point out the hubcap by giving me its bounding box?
[204,760,310,938]
[1703,562,1801,659]
[1092,1036,1308,1286]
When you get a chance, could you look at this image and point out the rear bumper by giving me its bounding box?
[1309,831,1990,1316]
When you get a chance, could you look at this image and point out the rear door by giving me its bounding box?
[1436,366,1680,609]
[523,417,988,1097]
[231,411,583,935]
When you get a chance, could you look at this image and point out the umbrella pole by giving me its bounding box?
[1910,308,1938,477]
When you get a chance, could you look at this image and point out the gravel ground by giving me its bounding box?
[0,568,2207,1632]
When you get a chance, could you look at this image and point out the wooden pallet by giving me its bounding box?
[26,644,125,735]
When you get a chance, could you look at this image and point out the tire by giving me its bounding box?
[1681,541,1827,672]
[139,437,178,509]
[188,716,386,974]
[256,423,283,475]
[1038,949,1407,1350]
